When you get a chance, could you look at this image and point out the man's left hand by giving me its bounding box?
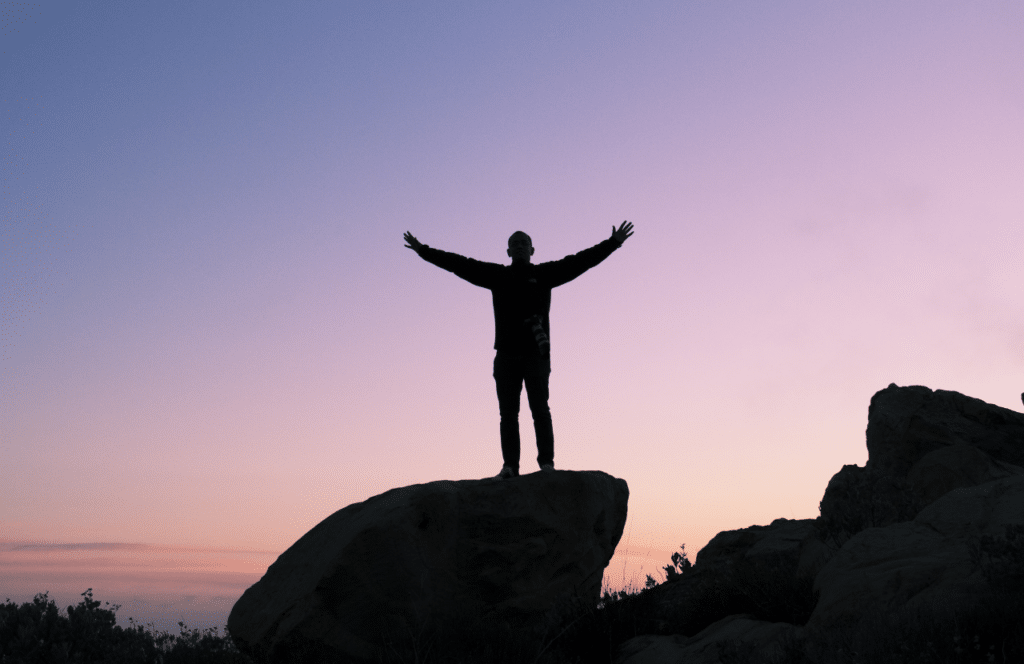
[612,220,634,244]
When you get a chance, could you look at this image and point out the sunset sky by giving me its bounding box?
[3,0,1023,629]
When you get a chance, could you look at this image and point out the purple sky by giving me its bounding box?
[3,0,1024,629]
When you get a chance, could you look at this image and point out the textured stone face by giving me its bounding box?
[819,385,1024,544]
[694,518,826,582]
[620,386,1024,663]
[907,443,1023,505]
[866,384,1024,476]
[228,470,628,664]
[809,475,1024,633]
[616,615,798,664]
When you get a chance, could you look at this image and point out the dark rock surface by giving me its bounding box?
[809,475,1024,633]
[694,517,827,582]
[228,469,628,664]
[616,614,797,664]
[865,384,1024,476]
[642,518,825,642]
[619,385,1024,664]
[819,384,1024,544]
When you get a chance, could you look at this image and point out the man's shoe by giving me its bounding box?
[496,465,518,479]
[540,463,555,472]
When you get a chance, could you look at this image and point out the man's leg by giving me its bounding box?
[493,353,524,473]
[524,354,553,468]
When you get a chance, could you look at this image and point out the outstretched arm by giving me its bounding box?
[542,221,635,288]
[402,231,500,289]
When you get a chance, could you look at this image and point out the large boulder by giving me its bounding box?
[228,470,628,663]
[816,464,921,545]
[621,385,1024,662]
[694,517,828,583]
[637,518,823,648]
[616,614,800,664]
[818,385,1024,545]
[907,442,1023,505]
[809,475,1024,633]
[865,384,1024,476]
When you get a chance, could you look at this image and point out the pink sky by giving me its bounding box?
[3,0,1023,630]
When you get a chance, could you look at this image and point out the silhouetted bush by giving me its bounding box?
[655,544,692,585]
[531,545,693,664]
[0,589,249,664]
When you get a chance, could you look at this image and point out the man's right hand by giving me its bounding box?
[404,231,424,253]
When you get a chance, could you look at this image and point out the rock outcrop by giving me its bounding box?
[693,517,828,583]
[641,517,826,639]
[809,475,1024,633]
[865,384,1024,475]
[818,384,1024,544]
[615,615,797,664]
[618,385,1024,664]
[229,469,628,664]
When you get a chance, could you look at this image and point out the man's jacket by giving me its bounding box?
[416,237,622,355]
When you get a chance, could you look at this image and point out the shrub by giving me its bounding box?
[656,543,692,585]
[536,545,694,664]
[0,589,249,664]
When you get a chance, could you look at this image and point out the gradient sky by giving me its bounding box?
[3,0,1024,628]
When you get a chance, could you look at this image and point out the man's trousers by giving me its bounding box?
[493,351,553,471]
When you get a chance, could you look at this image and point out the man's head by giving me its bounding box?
[507,231,534,265]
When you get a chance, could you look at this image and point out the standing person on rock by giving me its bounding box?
[404,221,634,479]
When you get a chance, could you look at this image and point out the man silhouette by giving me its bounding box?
[404,221,634,478]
